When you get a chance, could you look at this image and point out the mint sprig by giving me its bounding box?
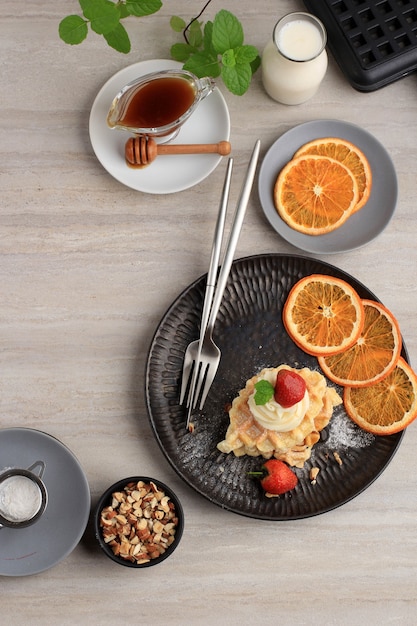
[58,3,260,95]
[253,380,274,406]
[170,10,260,95]
[59,0,162,53]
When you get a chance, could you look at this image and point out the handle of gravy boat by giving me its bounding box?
[27,460,46,480]
[196,76,216,101]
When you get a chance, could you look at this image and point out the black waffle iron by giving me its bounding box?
[303,0,417,91]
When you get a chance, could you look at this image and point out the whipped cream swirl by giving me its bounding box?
[248,367,310,432]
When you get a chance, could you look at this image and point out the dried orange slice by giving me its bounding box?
[344,357,417,435]
[318,300,402,387]
[294,137,372,213]
[283,274,365,357]
[274,155,359,235]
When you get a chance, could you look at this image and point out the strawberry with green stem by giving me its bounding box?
[248,459,298,496]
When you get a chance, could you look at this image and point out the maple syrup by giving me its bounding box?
[120,76,197,130]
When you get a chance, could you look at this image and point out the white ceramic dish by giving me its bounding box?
[258,120,398,254]
[89,60,230,194]
[0,428,90,577]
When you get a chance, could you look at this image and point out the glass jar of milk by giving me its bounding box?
[262,12,328,105]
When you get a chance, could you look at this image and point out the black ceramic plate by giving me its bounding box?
[145,254,404,520]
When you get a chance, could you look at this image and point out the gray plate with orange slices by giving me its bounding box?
[145,254,407,521]
[258,120,397,254]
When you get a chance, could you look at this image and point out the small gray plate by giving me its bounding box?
[258,120,397,254]
[0,428,90,576]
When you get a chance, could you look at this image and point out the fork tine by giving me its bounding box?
[197,363,218,410]
[186,361,203,408]
[179,341,197,405]
[192,361,210,408]
[179,354,194,405]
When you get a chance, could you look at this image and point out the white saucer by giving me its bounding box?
[0,428,90,577]
[89,60,230,194]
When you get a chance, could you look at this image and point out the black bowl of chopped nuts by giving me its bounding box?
[94,476,184,567]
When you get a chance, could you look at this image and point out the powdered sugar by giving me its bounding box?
[0,475,42,522]
[326,407,374,449]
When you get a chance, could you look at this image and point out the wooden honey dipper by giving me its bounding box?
[125,136,231,168]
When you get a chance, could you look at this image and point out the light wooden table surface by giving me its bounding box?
[2,1,417,624]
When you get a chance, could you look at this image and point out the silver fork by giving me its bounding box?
[185,139,261,429]
[179,157,234,406]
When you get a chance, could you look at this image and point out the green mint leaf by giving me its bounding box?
[212,10,243,54]
[221,62,252,95]
[254,380,274,406]
[222,49,236,68]
[103,22,131,53]
[170,16,186,33]
[202,21,217,58]
[59,15,88,45]
[188,20,203,49]
[169,10,260,94]
[118,4,130,19]
[125,0,162,18]
[183,51,221,79]
[79,0,120,35]
[251,54,261,75]
[234,45,259,65]
[170,42,196,63]
[203,20,214,50]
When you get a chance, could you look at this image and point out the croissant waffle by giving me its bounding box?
[217,366,342,468]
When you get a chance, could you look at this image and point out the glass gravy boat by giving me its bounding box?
[107,69,215,142]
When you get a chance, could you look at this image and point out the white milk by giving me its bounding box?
[262,13,328,105]
[277,19,324,61]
